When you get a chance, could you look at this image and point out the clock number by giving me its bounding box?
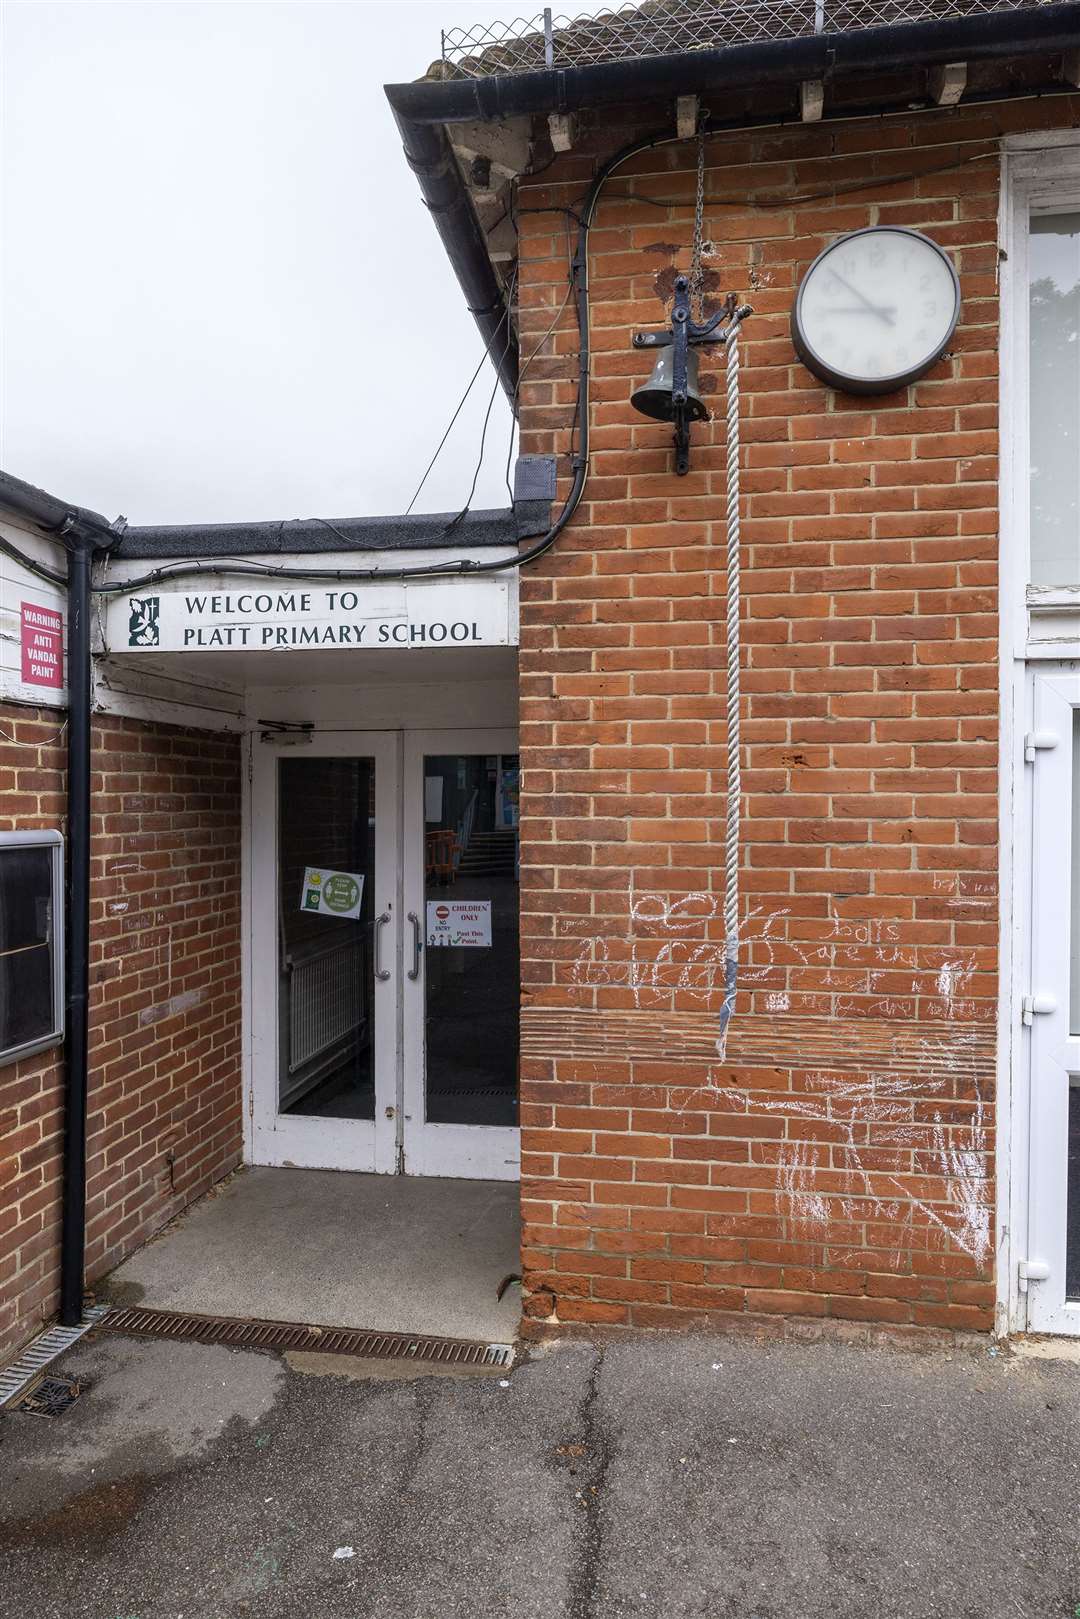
[796,228,958,391]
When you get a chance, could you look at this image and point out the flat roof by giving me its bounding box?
[108,502,551,561]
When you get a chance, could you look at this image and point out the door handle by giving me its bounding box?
[374,911,391,981]
[407,911,423,981]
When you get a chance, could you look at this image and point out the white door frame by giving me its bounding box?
[402,728,521,1181]
[246,724,521,1181]
[1024,669,1080,1332]
[249,729,400,1173]
[998,136,1080,1332]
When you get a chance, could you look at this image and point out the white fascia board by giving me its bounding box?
[0,516,68,709]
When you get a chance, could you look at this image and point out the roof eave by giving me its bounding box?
[385,2,1080,397]
[387,3,1080,124]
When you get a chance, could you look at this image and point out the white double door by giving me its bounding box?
[249,728,520,1181]
[1024,669,1080,1332]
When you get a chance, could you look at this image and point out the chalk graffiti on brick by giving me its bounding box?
[568,883,982,1020]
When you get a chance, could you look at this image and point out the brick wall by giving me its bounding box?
[515,92,1079,1334]
[0,702,242,1360]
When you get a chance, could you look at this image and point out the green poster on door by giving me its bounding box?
[300,866,364,919]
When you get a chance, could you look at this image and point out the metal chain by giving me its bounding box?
[687,121,707,323]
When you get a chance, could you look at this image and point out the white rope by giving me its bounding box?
[717,320,742,1055]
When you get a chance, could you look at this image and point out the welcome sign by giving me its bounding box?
[106,577,513,652]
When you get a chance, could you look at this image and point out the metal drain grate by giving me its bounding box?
[16,1374,82,1418]
[99,1307,514,1369]
[0,1306,110,1409]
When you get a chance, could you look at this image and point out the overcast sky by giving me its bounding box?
[1,2,605,526]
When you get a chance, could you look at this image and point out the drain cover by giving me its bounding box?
[16,1374,81,1417]
[99,1307,514,1370]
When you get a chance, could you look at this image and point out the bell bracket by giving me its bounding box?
[631,275,752,475]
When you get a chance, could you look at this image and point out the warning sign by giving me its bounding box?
[21,603,63,689]
[300,866,364,919]
[426,900,492,948]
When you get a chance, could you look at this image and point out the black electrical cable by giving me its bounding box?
[1,534,68,587]
[403,349,489,517]
[403,270,517,518]
[95,94,1016,602]
[503,237,578,502]
[598,144,1000,212]
[441,267,519,537]
[96,130,668,596]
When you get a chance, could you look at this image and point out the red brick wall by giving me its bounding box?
[0,702,242,1360]
[515,93,1079,1334]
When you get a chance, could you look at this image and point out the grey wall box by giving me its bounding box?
[0,829,64,1066]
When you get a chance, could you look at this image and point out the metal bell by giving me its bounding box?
[630,345,708,423]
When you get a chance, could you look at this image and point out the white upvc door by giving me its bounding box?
[402,729,521,1180]
[1025,670,1080,1333]
[250,731,400,1173]
[249,725,521,1180]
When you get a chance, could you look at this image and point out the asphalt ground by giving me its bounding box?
[1,1327,1078,1618]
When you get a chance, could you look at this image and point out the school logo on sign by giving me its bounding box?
[128,596,161,647]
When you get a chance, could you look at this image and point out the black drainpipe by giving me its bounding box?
[0,472,119,1326]
[60,531,95,1324]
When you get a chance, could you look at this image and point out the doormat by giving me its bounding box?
[98,1307,514,1370]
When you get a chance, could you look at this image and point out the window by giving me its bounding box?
[1029,212,1080,586]
[0,830,64,1065]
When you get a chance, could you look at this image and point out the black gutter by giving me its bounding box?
[385,1,1080,398]
[388,4,1080,123]
[0,472,119,1328]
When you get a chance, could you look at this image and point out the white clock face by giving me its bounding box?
[792,227,960,393]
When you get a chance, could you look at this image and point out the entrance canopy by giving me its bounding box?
[92,544,522,731]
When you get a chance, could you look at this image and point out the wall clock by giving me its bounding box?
[791,226,961,394]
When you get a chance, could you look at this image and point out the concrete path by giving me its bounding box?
[1,1328,1079,1618]
[102,1167,522,1342]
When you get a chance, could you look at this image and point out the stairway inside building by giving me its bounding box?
[457,828,518,877]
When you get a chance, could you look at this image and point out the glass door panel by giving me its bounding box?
[277,756,376,1121]
[1027,677,1080,1332]
[403,731,521,1180]
[1028,213,1080,588]
[250,733,398,1174]
[422,752,519,1128]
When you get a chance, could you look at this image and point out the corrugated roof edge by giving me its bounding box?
[109,500,552,560]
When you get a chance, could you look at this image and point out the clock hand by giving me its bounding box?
[828,305,899,317]
[827,269,896,326]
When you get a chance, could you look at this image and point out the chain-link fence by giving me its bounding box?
[438,0,1051,78]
